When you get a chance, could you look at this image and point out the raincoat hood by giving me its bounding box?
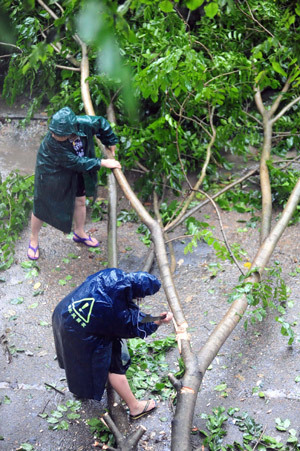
[49,107,86,137]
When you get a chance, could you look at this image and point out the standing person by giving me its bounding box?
[52,268,173,420]
[27,107,121,260]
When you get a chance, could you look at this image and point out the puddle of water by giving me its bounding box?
[0,121,47,178]
[173,239,212,266]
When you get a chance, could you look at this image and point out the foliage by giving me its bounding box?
[199,406,300,450]
[127,334,177,399]
[216,187,262,214]
[39,399,82,431]
[0,171,34,270]
[87,417,115,448]
[268,162,300,221]
[87,198,108,222]
[136,223,152,246]
[184,217,247,262]
[228,263,295,344]
[2,0,300,205]
[117,208,139,225]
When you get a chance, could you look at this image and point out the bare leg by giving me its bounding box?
[108,373,156,416]
[28,213,43,259]
[73,196,98,246]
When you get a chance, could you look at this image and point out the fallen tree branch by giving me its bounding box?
[107,101,119,269]
[102,412,146,450]
[165,166,259,232]
[254,78,300,243]
[153,192,176,274]
[81,42,130,434]
[171,176,300,450]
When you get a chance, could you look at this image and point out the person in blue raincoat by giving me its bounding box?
[28,107,121,260]
[52,268,173,420]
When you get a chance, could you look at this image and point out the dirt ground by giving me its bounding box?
[0,119,300,450]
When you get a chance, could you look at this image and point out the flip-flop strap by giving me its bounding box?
[73,233,92,242]
[28,243,39,253]
[141,400,151,414]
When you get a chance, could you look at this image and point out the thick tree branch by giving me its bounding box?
[271,96,300,124]
[107,101,119,269]
[269,78,290,117]
[197,176,300,374]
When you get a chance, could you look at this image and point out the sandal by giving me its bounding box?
[129,400,157,421]
[73,232,99,248]
[27,242,39,260]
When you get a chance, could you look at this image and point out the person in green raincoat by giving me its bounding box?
[27,107,121,260]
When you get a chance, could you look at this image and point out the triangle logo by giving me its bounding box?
[71,298,95,324]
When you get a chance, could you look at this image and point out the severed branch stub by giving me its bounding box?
[102,412,146,451]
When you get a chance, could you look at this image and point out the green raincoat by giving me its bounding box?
[33,110,118,233]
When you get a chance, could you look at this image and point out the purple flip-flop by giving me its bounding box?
[27,242,39,260]
[73,232,99,248]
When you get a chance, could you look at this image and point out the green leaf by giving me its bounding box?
[159,0,173,13]
[58,420,69,430]
[186,0,205,10]
[10,297,24,305]
[67,412,81,420]
[3,395,11,404]
[272,61,287,77]
[204,2,218,18]
[18,444,34,451]
[47,417,59,424]
[214,383,227,392]
[275,417,291,431]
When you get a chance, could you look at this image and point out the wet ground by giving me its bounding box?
[0,118,300,450]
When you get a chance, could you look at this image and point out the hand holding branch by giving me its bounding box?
[101,158,121,169]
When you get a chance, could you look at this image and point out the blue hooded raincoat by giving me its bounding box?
[52,268,161,400]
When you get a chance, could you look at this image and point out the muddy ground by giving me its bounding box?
[0,118,300,450]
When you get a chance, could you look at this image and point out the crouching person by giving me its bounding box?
[52,268,173,420]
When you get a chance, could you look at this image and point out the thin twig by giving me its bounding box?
[193,40,214,60]
[195,188,245,275]
[252,426,267,451]
[0,42,22,52]
[236,0,276,40]
[44,383,65,395]
[39,399,50,415]
[243,110,263,126]
[204,70,240,86]
[55,64,81,72]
